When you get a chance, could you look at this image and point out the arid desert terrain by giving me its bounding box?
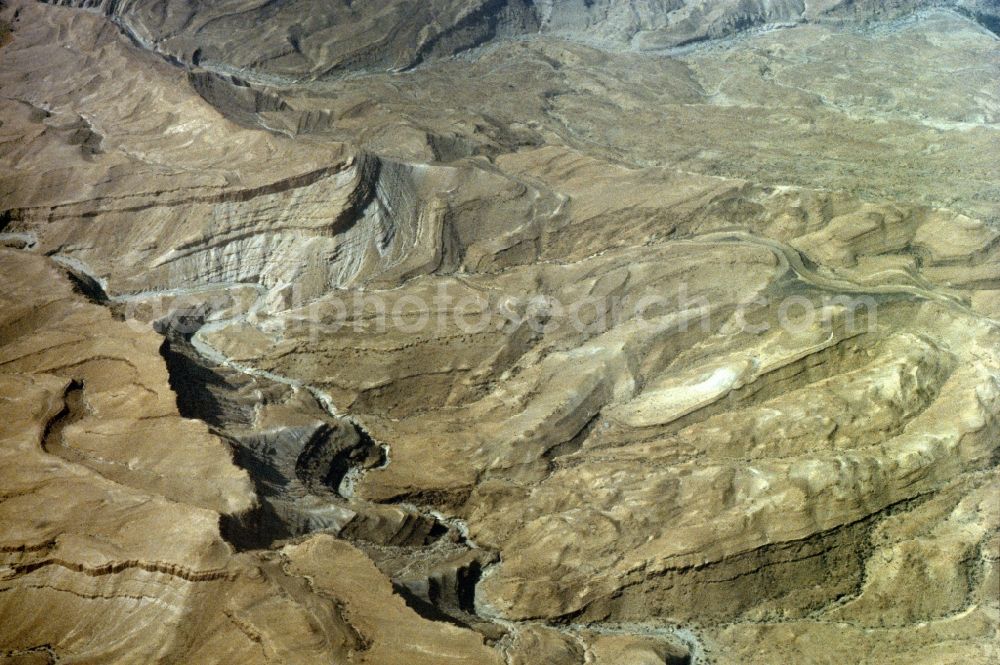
[0,1,998,663]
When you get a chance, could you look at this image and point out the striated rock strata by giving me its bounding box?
[0,0,998,663]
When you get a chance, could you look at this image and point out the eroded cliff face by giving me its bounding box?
[0,0,998,663]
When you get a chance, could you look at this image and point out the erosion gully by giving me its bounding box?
[40,249,706,664]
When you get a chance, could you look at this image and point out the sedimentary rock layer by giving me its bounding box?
[0,0,997,662]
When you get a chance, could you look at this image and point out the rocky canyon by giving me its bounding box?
[0,0,998,663]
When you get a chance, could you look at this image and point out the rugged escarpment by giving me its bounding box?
[1,0,998,663]
[0,249,529,665]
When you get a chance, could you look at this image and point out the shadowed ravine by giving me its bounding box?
[143,268,702,660]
